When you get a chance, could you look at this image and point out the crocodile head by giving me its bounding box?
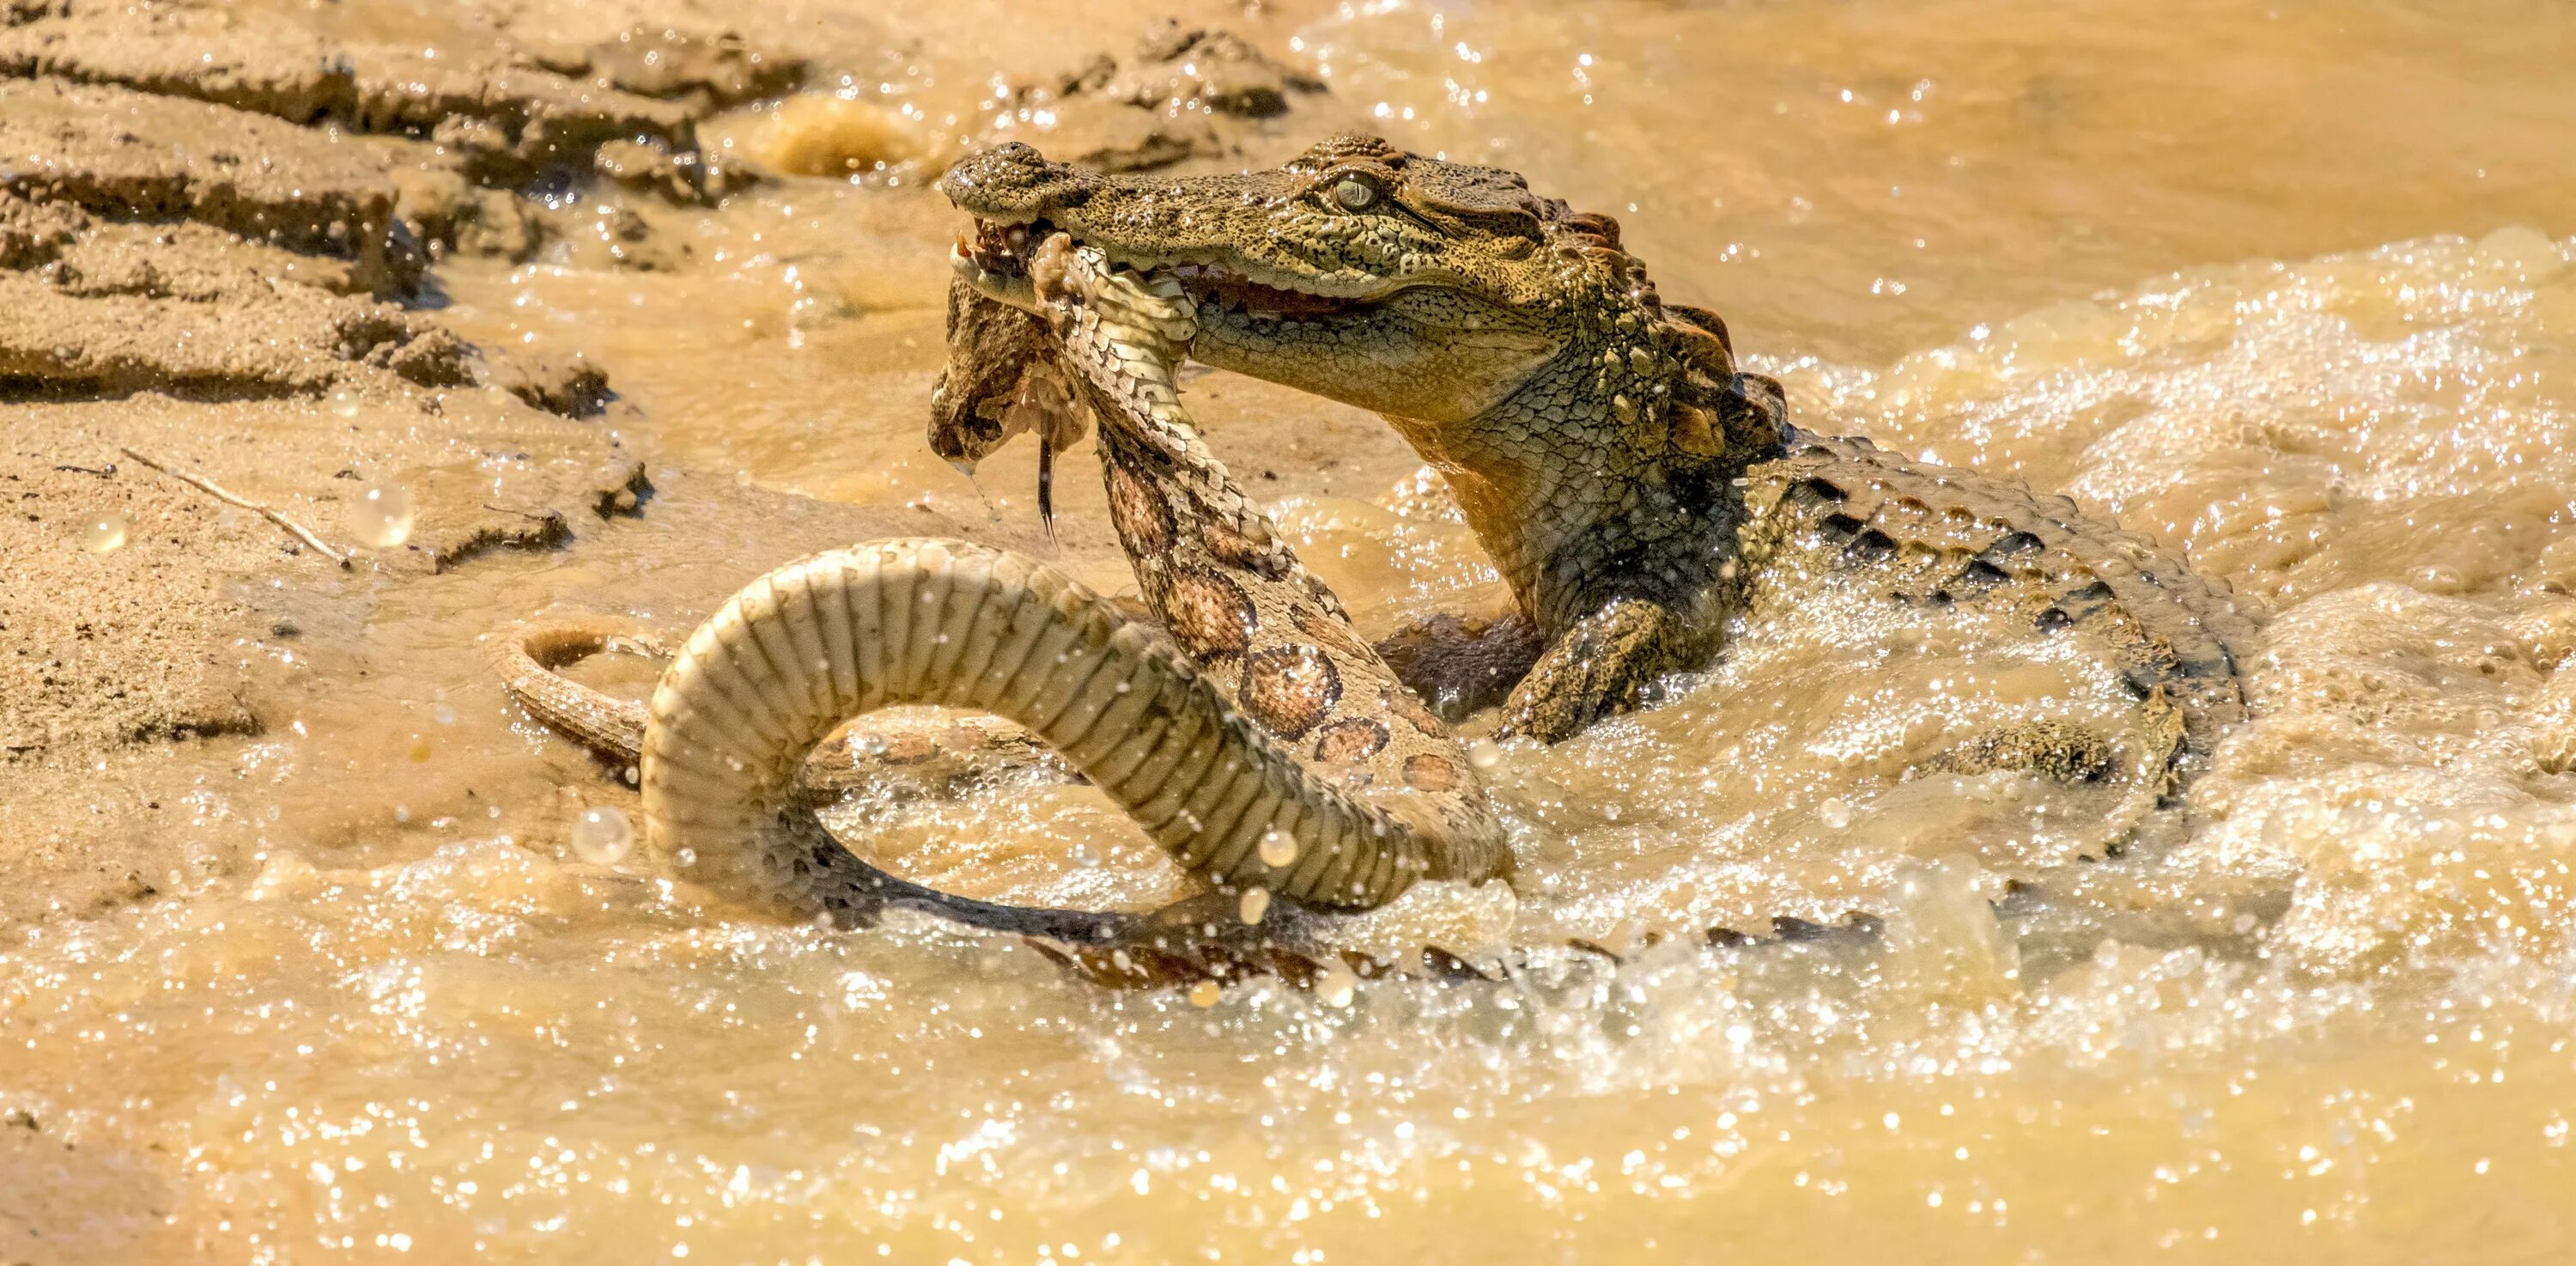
[941,133,1786,631]
[943,135,1765,433]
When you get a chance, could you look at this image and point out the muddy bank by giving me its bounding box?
[0,0,788,919]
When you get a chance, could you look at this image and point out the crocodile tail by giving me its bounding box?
[641,538,1465,925]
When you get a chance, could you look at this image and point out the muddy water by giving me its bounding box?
[10,0,2576,1260]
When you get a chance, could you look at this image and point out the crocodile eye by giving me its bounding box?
[1331,176,1377,211]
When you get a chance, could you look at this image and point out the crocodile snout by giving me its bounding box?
[938,142,1096,219]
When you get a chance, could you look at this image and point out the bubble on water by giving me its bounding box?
[351,484,416,549]
[328,387,362,418]
[1238,887,1270,924]
[1315,961,1357,1008]
[570,806,635,866]
[1465,738,1503,770]
[1258,830,1297,868]
[82,513,127,553]
[405,733,432,763]
[1819,796,1854,829]
[432,703,457,726]
[1188,980,1222,1008]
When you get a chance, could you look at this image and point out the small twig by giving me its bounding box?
[118,446,353,569]
[53,462,116,478]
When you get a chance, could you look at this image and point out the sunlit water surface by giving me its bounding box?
[8,0,2576,1261]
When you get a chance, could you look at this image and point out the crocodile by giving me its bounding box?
[494,133,2256,982]
[938,135,2255,779]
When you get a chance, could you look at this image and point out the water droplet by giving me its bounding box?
[1258,830,1297,868]
[1316,961,1357,1007]
[329,387,363,418]
[82,513,127,553]
[351,484,416,549]
[1188,979,1222,1008]
[1238,887,1270,924]
[1820,796,1853,829]
[570,806,635,866]
[1465,738,1502,770]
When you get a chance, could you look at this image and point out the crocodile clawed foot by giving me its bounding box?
[1028,892,1498,992]
[1498,598,1687,743]
[1019,892,1293,989]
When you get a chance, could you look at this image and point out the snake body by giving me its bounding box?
[494,235,1512,980]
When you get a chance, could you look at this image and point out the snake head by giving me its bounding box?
[927,274,1088,475]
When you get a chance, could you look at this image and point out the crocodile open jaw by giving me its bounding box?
[955,216,1374,328]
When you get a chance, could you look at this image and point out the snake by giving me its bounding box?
[490,234,1516,985]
